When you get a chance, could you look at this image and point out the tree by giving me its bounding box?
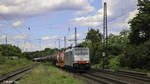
[0,44,22,57]
[86,29,102,43]
[129,0,150,45]
[85,29,103,64]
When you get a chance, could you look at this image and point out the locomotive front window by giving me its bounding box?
[82,49,88,55]
[75,49,82,55]
[75,49,88,55]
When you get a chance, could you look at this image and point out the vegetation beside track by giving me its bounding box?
[19,63,85,84]
[0,44,35,77]
[0,56,34,77]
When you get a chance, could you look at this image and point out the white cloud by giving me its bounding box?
[109,31,120,35]
[0,35,6,39]
[12,20,23,27]
[41,36,57,40]
[43,43,55,48]
[0,24,3,28]
[71,0,138,34]
[125,9,138,24]
[0,0,94,20]
[13,35,28,40]
[70,33,82,39]
[20,42,39,51]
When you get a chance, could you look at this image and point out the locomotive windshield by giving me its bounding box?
[75,48,88,55]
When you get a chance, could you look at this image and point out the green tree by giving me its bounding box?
[85,29,103,64]
[129,0,150,45]
[0,44,22,57]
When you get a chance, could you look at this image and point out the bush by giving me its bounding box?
[0,56,7,64]
[0,44,22,57]
[120,40,150,70]
[108,55,122,70]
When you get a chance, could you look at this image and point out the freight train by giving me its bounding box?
[33,46,90,71]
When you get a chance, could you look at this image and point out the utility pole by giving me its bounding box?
[58,39,60,49]
[75,27,77,46]
[5,35,7,44]
[64,36,66,50]
[88,27,90,32]
[54,40,57,48]
[102,2,108,70]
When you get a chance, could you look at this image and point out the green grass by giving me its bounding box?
[19,63,85,84]
[0,56,34,77]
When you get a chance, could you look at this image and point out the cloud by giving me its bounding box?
[0,0,94,20]
[12,20,23,27]
[71,0,138,34]
[13,35,28,40]
[70,33,82,39]
[0,35,6,39]
[20,42,39,51]
[43,43,55,48]
[0,24,3,28]
[41,36,57,40]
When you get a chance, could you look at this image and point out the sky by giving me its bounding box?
[0,0,139,51]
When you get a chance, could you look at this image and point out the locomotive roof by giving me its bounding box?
[65,47,89,52]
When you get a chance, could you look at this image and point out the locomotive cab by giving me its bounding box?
[73,48,90,70]
[64,47,90,71]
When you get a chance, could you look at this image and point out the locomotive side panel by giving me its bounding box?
[64,50,74,67]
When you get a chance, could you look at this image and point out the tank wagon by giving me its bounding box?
[32,54,56,62]
[56,52,65,67]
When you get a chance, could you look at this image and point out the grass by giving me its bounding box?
[19,63,85,84]
[0,56,34,77]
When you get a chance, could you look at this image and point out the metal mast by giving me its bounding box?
[102,2,108,70]
[58,39,60,49]
[5,35,7,44]
[64,36,66,50]
[103,2,107,43]
[75,27,77,46]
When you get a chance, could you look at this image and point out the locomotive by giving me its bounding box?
[57,46,90,71]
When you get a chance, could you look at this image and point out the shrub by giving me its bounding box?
[108,55,123,70]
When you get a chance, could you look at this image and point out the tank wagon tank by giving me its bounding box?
[56,52,65,67]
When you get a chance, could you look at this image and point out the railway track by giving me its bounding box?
[66,68,150,84]
[78,72,127,84]
[63,68,127,84]
[91,69,150,84]
[0,64,39,84]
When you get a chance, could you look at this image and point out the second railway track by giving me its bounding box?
[90,69,150,84]
[0,64,39,84]
[78,72,127,84]
[68,68,150,84]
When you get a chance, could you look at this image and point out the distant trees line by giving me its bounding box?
[23,48,58,60]
[0,44,58,60]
